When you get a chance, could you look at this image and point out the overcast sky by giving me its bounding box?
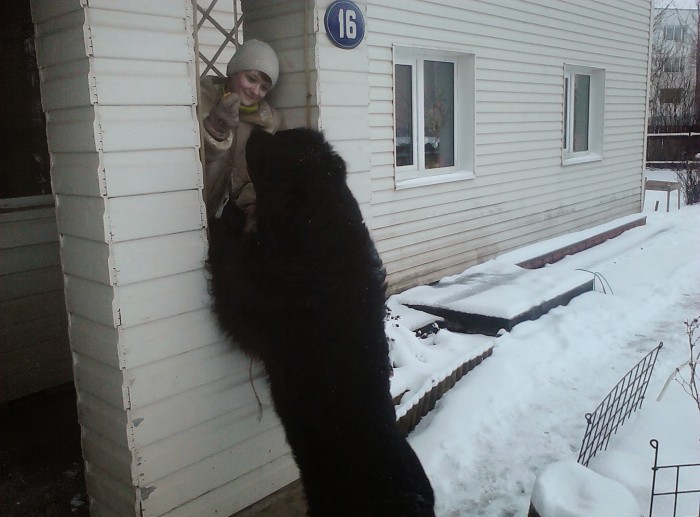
[654,0,697,8]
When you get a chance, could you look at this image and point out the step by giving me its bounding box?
[395,346,493,435]
[502,214,647,269]
[398,260,594,336]
[387,214,646,437]
[398,260,595,336]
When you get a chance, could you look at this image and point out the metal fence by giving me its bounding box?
[648,439,700,517]
[577,342,664,467]
[647,132,700,166]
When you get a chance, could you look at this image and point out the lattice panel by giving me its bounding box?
[195,0,243,78]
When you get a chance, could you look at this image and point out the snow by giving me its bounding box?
[395,261,593,320]
[530,461,641,517]
[385,170,700,516]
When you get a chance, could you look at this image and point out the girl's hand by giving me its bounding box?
[204,92,240,140]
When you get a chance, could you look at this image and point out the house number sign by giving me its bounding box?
[324,1,365,49]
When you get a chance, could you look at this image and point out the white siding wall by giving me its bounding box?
[366,0,652,292]
[244,0,321,130]
[0,197,71,402]
[31,1,297,515]
[246,0,374,228]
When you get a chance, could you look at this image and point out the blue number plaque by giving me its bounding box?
[324,1,365,49]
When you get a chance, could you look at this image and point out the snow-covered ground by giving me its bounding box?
[387,170,700,516]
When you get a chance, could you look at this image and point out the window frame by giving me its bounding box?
[392,46,475,188]
[663,25,685,42]
[562,64,605,165]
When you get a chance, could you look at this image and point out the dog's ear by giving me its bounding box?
[327,150,347,182]
[246,129,274,182]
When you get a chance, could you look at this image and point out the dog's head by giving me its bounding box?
[245,128,364,238]
[246,128,347,198]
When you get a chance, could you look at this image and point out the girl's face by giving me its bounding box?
[228,70,272,106]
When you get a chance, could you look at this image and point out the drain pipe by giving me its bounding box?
[303,0,312,128]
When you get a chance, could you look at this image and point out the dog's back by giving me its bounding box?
[208,128,435,516]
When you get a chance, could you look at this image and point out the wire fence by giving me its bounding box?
[648,439,700,517]
[577,342,664,467]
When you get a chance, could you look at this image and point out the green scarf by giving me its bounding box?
[219,84,259,114]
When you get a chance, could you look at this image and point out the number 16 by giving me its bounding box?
[338,8,357,39]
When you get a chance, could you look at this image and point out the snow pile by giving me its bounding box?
[383,174,700,516]
[588,384,700,516]
[530,461,641,517]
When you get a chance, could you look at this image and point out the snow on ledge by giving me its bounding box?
[496,213,646,267]
[386,298,494,420]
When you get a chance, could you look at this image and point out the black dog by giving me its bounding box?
[207,128,435,516]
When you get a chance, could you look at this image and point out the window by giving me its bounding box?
[563,65,605,164]
[663,25,685,42]
[1,0,51,199]
[660,88,683,104]
[393,47,474,186]
[662,57,684,73]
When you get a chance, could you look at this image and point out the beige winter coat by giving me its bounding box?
[199,76,285,219]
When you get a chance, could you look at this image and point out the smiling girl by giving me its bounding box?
[200,40,285,223]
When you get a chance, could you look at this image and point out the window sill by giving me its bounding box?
[0,194,54,215]
[562,153,603,166]
[395,170,475,190]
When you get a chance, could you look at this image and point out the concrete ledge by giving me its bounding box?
[396,346,494,435]
[516,216,647,269]
[408,279,594,337]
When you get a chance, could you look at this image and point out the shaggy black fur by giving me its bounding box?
[207,128,435,516]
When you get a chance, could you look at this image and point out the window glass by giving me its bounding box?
[395,64,414,167]
[423,61,454,169]
[563,64,604,163]
[660,88,683,104]
[393,47,474,182]
[573,74,590,153]
[663,57,683,73]
[563,76,569,149]
[1,0,51,199]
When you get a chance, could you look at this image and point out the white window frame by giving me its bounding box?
[562,64,605,165]
[663,25,685,42]
[392,46,475,189]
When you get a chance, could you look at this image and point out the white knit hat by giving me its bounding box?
[226,40,280,88]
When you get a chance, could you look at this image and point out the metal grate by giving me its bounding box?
[195,0,243,78]
[577,342,663,467]
[648,439,700,517]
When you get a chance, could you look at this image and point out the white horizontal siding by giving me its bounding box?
[91,60,196,106]
[140,428,292,516]
[133,398,279,482]
[0,206,71,402]
[85,9,193,62]
[39,59,92,111]
[107,191,203,242]
[244,0,317,130]
[33,10,89,67]
[164,454,299,517]
[32,1,299,515]
[96,106,200,152]
[365,0,651,292]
